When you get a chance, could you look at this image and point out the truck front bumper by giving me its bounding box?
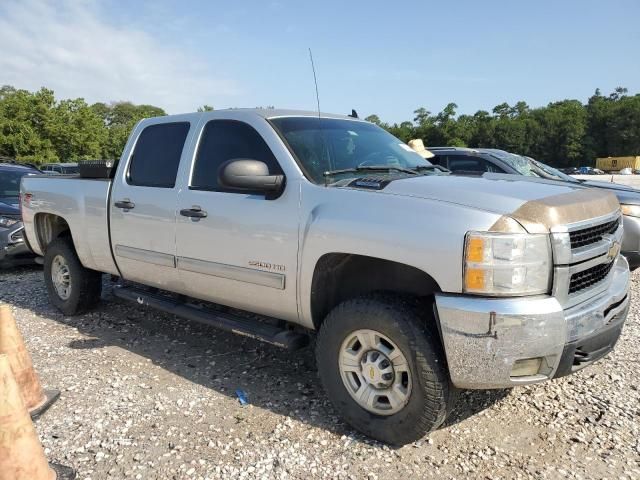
[435,255,630,389]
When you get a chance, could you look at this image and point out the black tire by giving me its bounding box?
[316,294,456,445]
[43,237,102,315]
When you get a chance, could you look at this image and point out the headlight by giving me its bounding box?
[621,204,640,218]
[464,232,552,296]
[0,216,19,228]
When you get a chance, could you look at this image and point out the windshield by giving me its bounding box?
[62,166,78,174]
[270,117,435,184]
[0,171,29,198]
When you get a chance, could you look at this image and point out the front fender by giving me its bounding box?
[297,185,503,327]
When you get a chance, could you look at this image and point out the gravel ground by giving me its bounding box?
[1,266,639,480]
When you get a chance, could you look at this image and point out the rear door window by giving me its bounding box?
[128,122,190,188]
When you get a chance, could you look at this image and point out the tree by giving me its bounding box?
[0,86,58,162]
[91,101,166,159]
[47,98,107,160]
[364,114,382,126]
[0,87,166,163]
[1,85,638,169]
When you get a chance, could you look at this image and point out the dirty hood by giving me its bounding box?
[379,174,620,233]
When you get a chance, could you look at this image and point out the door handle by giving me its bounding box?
[180,206,207,218]
[114,199,135,210]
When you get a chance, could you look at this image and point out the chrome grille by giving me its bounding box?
[569,217,620,249]
[569,260,615,294]
[551,211,623,308]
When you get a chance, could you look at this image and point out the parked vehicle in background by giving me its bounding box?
[40,162,79,175]
[0,163,39,267]
[559,167,580,175]
[427,147,640,270]
[578,166,605,175]
[596,156,640,173]
[21,110,630,445]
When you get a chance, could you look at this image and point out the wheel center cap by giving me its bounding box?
[360,350,394,388]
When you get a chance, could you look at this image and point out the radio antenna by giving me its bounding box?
[308,48,321,120]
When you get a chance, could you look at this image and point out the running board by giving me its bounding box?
[112,286,309,350]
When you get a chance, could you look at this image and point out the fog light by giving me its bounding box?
[511,358,542,377]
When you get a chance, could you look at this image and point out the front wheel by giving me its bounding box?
[316,294,455,445]
[43,237,102,315]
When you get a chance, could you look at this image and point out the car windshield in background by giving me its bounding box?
[485,150,541,176]
[270,117,436,184]
[0,171,29,198]
[485,150,579,183]
[527,158,580,183]
[62,166,78,174]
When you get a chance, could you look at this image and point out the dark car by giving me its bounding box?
[0,163,40,267]
[428,147,640,270]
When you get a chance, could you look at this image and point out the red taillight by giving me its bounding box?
[20,193,32,218]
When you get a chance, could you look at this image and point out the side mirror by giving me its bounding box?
[218,159,284,194]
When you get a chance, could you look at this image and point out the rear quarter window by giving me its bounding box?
[128,122,190,188]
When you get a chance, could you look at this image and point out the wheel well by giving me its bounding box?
[310,253,441,329]
[34,213,71,252]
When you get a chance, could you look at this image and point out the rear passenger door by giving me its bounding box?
[110,119,194,289]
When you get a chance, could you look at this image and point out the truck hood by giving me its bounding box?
[378,174,620,233]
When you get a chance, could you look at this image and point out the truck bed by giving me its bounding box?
[21,176,119,275]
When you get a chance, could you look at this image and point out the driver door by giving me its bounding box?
[174,119,300,322]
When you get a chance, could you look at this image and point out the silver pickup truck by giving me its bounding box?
[21,109,630,445]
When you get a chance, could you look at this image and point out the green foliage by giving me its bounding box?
[90,101,167,159]
[1,85,638,168]
[367,88,640,167]
[0,86,167,164]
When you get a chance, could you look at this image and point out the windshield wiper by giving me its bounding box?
[323,165,419,178]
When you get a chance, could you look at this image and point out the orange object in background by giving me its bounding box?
[0,354,75,479]
[0,305,59,420]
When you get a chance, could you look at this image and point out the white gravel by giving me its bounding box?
[1,266,639,480]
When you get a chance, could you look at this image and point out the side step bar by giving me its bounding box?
[112,285,309,350]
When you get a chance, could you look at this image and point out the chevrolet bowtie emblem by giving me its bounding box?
[607,241,621,260]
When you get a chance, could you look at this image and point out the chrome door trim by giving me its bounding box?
[177,256,285,290]
[115,245,176,267]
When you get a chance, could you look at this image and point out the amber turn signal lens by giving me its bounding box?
[466,237,485,263]
[464,268,485,291]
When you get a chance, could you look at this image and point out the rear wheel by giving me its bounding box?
[316,294,455,445]
[44,237,102,315]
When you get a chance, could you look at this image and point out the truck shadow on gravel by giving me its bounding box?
[2,268,511,446]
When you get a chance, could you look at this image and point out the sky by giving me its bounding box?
[1,0,639,123]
